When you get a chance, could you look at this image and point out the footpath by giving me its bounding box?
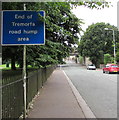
[28,67,95,118]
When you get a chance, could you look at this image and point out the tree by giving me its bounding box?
[116,52,119,63]
[2,2,110,69]
[116,43,119,63]
[104,54,113,65]
[78,22,119,67]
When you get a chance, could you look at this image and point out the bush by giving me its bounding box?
[116,52,119,63]
[104,54,113,65]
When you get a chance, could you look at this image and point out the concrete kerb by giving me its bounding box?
[62,70,97,119]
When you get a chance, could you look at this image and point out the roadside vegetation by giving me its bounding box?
[2,2,110,70]
[78,22,119,67]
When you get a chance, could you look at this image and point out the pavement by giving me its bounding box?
[27,67,95,119]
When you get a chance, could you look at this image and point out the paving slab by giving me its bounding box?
[28,69,85,118]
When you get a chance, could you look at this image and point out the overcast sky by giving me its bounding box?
[72,0,118,31]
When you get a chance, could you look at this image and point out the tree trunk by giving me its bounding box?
[93,60,100,68]
[96,62,100,68]
[19,61,23,68]
[11,54,16,70]
[83,56,86,65]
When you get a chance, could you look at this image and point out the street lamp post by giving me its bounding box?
[104,28,116,64]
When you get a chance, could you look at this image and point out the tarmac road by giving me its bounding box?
[62,62,117,118]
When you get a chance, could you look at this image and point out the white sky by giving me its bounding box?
[72,0,118,31]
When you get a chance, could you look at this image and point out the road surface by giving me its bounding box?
[62,61,117,118]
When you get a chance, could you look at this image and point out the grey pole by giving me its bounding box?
[112,30,116,64]
[104,28,116,64]
[23,3,27,118]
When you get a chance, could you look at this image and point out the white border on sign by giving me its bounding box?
[1,10,45,46]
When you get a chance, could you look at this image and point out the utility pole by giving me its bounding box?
[112,29,116,64]
[104,28,116,64]
[23,3,27,118]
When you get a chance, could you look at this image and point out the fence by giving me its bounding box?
[1,65,56,119]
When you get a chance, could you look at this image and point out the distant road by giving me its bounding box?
[62,62,117,118]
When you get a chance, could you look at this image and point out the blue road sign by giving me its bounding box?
[2,11,45,45]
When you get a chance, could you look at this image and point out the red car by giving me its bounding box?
[103,64,119,74]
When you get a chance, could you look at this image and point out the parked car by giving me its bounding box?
[103,64,119,74]
[87,64,96,70]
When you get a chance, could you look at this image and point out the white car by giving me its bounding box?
[87,64,96,70]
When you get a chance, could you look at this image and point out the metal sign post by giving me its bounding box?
[23,45,26,118]
[23,4,27,118]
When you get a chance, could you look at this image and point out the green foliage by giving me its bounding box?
[2,2,81,68]
[78,22,119,67]
[116,43,119,63]
[70,1,110,9]
[116,52,119,63]
[2,2,111,69]
[104,54,113,64]
[26,39,69,67]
